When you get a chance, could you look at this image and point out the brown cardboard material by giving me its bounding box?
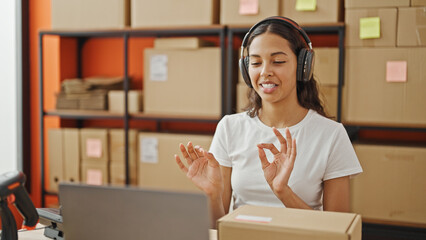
[108,90,142,114]
[319,86,338,118]
[81,160,109,185]
[351,144,426,225]
[63,128,80,183]
[80,128,109,162]
[131,0,219,27]
[144,48,221,117]
[282,0,343,24]
[47,129,63,193]
[154,37,214,49]
[314,48,339,86]
[220,0,280,25]
[412,0,426,6]
[218,205,362,240]
[138,132,213,193]
[343,47,426,126]
[397,7,426,46]
[109,129,138,163]
[345,0,410,8]
[236,82,250,113]
[345,8,397,47]
[110,161,138,186]
[51,0,130,29]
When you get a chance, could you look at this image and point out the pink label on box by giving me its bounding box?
[386,61,407,82]
[86,138,102,158]
[86,169,102,185]
[239,0,259,15]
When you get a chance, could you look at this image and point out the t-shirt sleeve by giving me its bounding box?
[209,116,232,167]
[323,124,363,181]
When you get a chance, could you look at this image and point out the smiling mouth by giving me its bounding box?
[260,83,278,89]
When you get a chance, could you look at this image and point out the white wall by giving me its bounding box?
[0,0,18,174]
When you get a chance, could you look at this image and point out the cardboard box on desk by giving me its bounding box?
[131,0,219,27]
[143,48,221,118]
[351,144,426,225]
[80,128,109,162]
[345,8,397,47]
[343,47,426,126]
[217,205,362,240]
[282,0,343,24]
[397,7,426,47]
[138,132,213,193]
[51,0,130,29]
[220,0,280,25]
[108,90,142,114]
[345,0,409,8]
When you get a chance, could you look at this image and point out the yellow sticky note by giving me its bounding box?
[359,17,381,39]
[86,169,102,185]
[86,138,102,158]
[239,0,259,15]
[295,0,317,11]
[386,61,407,82]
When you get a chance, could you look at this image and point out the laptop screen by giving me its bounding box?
[59,183,210,240]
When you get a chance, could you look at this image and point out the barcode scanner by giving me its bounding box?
[0,171,39,240]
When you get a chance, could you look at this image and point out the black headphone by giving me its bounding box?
[239,16,315,88]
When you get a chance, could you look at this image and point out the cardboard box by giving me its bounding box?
[81,160,109,185]
[345,8,397,47]
[397,7,426,46]
[154,37,214,49]
[47,129,64,193]
[80,128,109,162]
[63,128,81,183]
[144,48,221,117]
[314,48,339,86]
[345,0,410,8]
[108,90,142,114]
[236,82,250,113]
[351,144,426,224]
[218,205,362,240]
[109,129,138,163]
[51,0,130,29]
[282,0,343,24]
[412,0,426,6]
[343,47,426,126]
[110,161,138,186]
[131,0,219,27]
[319,85,338,118]
[220,0,280,25]
[138,132,213,193]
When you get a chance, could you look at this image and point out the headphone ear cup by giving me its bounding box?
[239,56,253,88]
[297,48,315,82]
[297,49,307,82]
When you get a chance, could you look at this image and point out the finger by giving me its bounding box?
[257,143,280,155]
[257,146,270,169]
[175,154,188,174]
[187,141,199,160]
[194,145,204,157]
[290,139,297,163]
[285,128,293,156]
[201,148,219,167]
[179,143,193,165]
[272,127,287,153]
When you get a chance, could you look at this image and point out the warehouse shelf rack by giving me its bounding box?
[38,25,227,207]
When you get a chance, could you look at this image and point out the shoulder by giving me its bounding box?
[304,110,346,137]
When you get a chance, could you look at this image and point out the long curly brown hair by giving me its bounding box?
[243,22,328,118]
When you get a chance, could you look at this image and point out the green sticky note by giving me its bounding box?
[359,17,381,39]
[295,0,317,11]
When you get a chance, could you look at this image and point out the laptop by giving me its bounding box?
[58,183,210,240]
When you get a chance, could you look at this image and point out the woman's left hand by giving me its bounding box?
[257,127,297,196]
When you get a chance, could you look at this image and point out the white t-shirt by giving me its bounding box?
[209,109,363,210]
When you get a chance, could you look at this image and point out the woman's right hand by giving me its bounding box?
[175,142,224,198]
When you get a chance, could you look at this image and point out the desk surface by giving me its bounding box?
[14,224,218,240]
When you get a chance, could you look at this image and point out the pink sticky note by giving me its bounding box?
[86,138,102,158]
[386,61,407,82]
[239,0,259,15]
[86,169,102,185]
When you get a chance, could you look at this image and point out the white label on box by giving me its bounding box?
[150,54,168,81]
[140,137,159,163]
[235,214,272,223]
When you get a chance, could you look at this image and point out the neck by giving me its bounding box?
[259,102,308,129]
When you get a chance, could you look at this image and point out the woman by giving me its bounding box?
[175,16,362,227]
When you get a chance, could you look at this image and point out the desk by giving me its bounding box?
[15,224,217,240]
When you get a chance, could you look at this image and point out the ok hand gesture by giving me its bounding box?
[257,127,297,196]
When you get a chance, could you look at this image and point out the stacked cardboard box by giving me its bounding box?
[108,90,142,114]
[109,129,138,185]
